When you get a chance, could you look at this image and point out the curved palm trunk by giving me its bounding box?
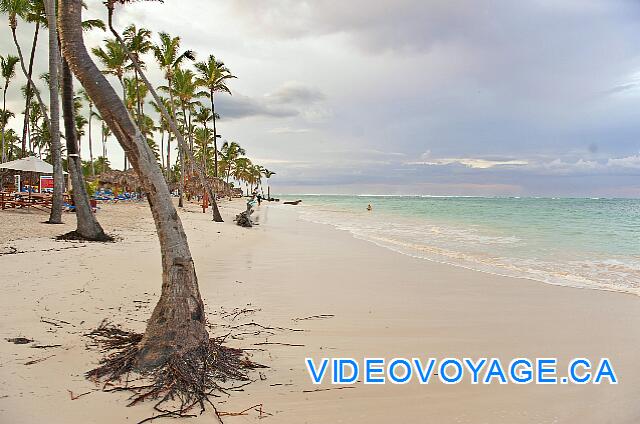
[44,0,63,224]
[59,0,209,369]
[105,11,223,222]
[61,58,108,240]
[22,21,40,157]
[11,26,50,133]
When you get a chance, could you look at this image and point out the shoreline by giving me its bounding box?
[298,210,640,299]
[0,200,638,423]
[288,196,640,298]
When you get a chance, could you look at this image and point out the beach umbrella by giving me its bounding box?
[0,156,67,193]
[0,156,67,174]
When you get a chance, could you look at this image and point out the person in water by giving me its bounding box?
[367,204,372,211]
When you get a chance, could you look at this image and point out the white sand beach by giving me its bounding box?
[1,200,639,423]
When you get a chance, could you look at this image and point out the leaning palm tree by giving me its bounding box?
[60,53,110,241]
[107,10,223,221]
[20,0,46,157]
[1,0,50,126]
[194,55,235,178]
[59,0,218,390]
[1,54,20,162]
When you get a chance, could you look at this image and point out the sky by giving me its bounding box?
[2,0,640,196]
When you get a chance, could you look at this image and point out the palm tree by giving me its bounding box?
[60,0,209,369]
[150,96,171,174]
[94,155,110,174]
[60,55,109,240]
[123,24,152,129]
[0,111,15,160]
[20,0,45,157]
[2,128,19,160]
[219,141,246,186]
[124,76,148,119]
[0,110,14,128]
[262,167,276,199]
[153,32,194,206]
[42,0,63,223]
[1,0,50,130]
[79,89,95,175]
[1,54,19,162]
[192,105,217,174]
[92,38,128,168]
[193,126,213,173]
[107,13,223,222]
[92,38,127,96]
[194,55,235,178]
[93,112,111,164]
[162,67,203,204]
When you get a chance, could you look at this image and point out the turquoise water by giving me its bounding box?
[281,195,640,295]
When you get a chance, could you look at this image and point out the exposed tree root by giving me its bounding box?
[56,230,115,242]
[85,322,266,423]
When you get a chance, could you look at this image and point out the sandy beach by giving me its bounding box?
[1,200,639,423]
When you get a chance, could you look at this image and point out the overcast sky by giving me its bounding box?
[3,0,640,196]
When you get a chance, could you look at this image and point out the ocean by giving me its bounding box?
[279,195,640,295]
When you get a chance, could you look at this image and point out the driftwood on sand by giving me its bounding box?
[283,200,302,205]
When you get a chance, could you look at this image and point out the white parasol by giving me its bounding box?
[0,156,67,174]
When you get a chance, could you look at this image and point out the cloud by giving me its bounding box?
[217,81,330,122]
[607,153,640,169]
[216,93,298,119]
[407,151,528,169]
[266,81,325,104]
[268,127,311,134]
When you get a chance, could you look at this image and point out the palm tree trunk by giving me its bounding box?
[44,0,63,224]
[134,67,143,127]
[22,20,40,157]
[88,104,94,175]
[166,134,171,180]
[201,121,208,175]
[102,122,107,158]
[160,129,165,170]
[119,77,128,171]
[61,57,108,240]
[210,90,218,178]
[177,101,185,207]
[59,0,209,368]
[178,142,185,207]
[105,13,224,222]
[1,85,7,162]
[11,27,50,133]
